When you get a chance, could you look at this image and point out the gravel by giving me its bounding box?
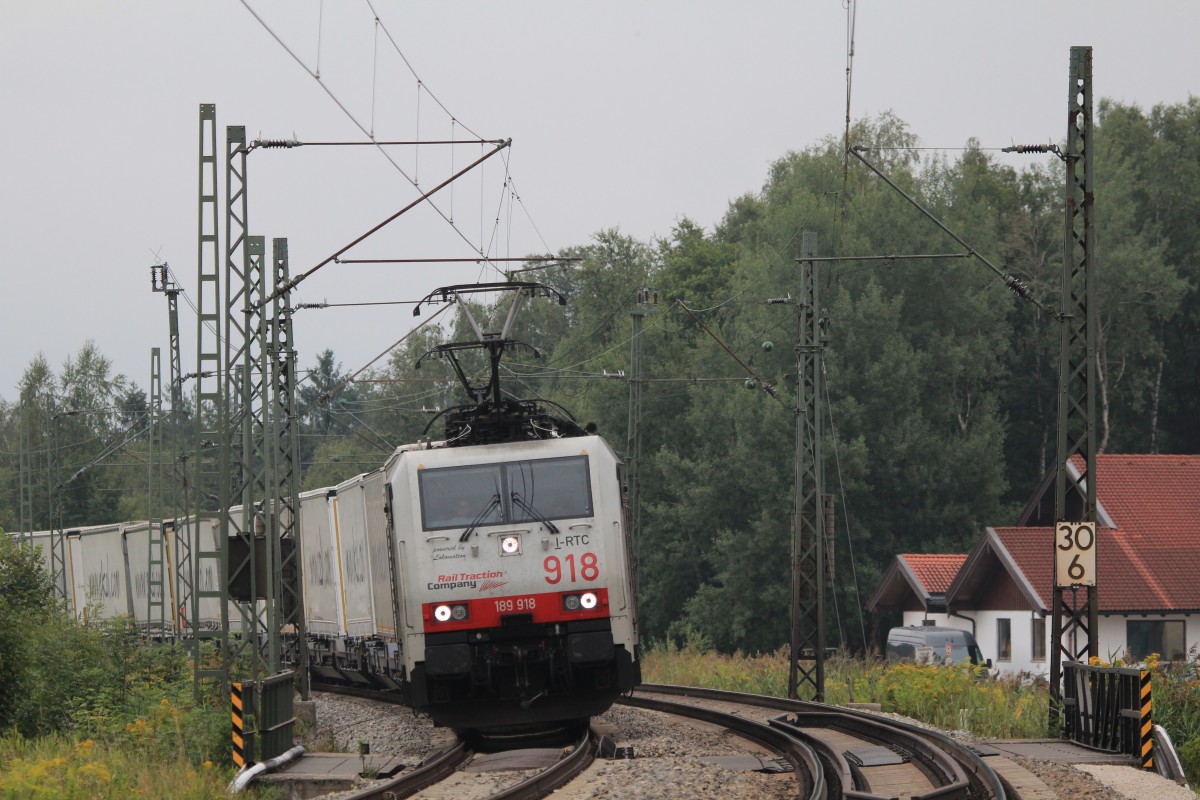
[302,691,448,760]
[300,691,1197,799]
[1074,764,1197,800]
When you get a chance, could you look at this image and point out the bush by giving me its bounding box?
[1177,736,1200,789]
[0,534,71,734]
[0,535,241,799]
[1147,648,1200,787]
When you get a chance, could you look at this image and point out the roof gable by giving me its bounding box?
[867,553,965,613]
[947,529,1046,611]
[904,554,965,594]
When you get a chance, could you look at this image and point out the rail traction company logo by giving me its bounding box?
[428,571,508,592]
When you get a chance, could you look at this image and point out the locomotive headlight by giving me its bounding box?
[451,604,468,621]
[580,591,599,610]
[433,604,453,622]
[564,594,582,611]
[500,534,521,555]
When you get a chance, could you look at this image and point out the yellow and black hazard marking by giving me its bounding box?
[232,681,246,768]
[1139,670,1153,769]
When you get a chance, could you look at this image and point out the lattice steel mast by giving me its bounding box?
[47,396,69,603]
[626,288,656,599]
[1050,45,1098,709]
[19,399,35,547]
[147,348,167,634]
[193,103,227,695]
[270,237,308,698]
[789,231,828,700]
[151,263,192,643]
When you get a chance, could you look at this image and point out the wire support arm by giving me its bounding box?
[335,256,580,265]
[249,138,506,150]
[802,253,972,263]
[266,139,511,305]
[675,301,787,406]
[846,146,1049,312]
[412,281,567,317]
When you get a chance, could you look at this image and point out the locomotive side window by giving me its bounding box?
[420,464,506,531]
[419,455,593,531]
[506,456,593,523]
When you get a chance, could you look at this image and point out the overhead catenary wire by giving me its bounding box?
[240,1,509,261]
[268,139,511,303]
[328,400,394,452]
[841,0,858,214]
[823,356,869,651]
[311,301,452,406]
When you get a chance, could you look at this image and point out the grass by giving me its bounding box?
[644,642,1200,786]
[643,642,1051,739]
[0,733,239,800]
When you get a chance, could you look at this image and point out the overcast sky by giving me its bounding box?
[2,1,1197,402]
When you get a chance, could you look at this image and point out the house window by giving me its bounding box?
[1127,620,1186,662]
[997,618,1012,661]
[1031,617,1046,661]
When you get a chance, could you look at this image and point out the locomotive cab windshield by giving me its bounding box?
[419,454,594,531]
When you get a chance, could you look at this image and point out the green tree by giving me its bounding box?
[1098,99,1200,452]
[0,533,61,732]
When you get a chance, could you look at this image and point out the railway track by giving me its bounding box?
[626,683,1010,799]
[335,728,596,800]
[310,681,598,800]
[619,688,827,800]
[308,681,1016,799]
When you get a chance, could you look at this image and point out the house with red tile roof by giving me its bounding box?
[869,455,1200,676]
[868,554,966,616]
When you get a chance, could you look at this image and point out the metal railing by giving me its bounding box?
[1062,660,1152,767]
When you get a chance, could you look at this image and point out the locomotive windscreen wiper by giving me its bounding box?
[511,492,560,534]
[459,494,501,542]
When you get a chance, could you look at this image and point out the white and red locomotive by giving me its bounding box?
[304,283,641,729]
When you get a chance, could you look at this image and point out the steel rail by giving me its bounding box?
[310,681,405,704]
[772,713,967,800]
[339,739,472,800]
[634,683,1006,800]
[488,728,597,800]
[781,709,965,792]
[620,693,827,800]
[310,683,596,799]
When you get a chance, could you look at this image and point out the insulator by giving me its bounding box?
[1004,275,1033,300]
[766,295,792,305]
[256,138,302,149]
[1003,143,1056,155]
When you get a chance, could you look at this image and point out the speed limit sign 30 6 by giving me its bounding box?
[1055,521,1097,587]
